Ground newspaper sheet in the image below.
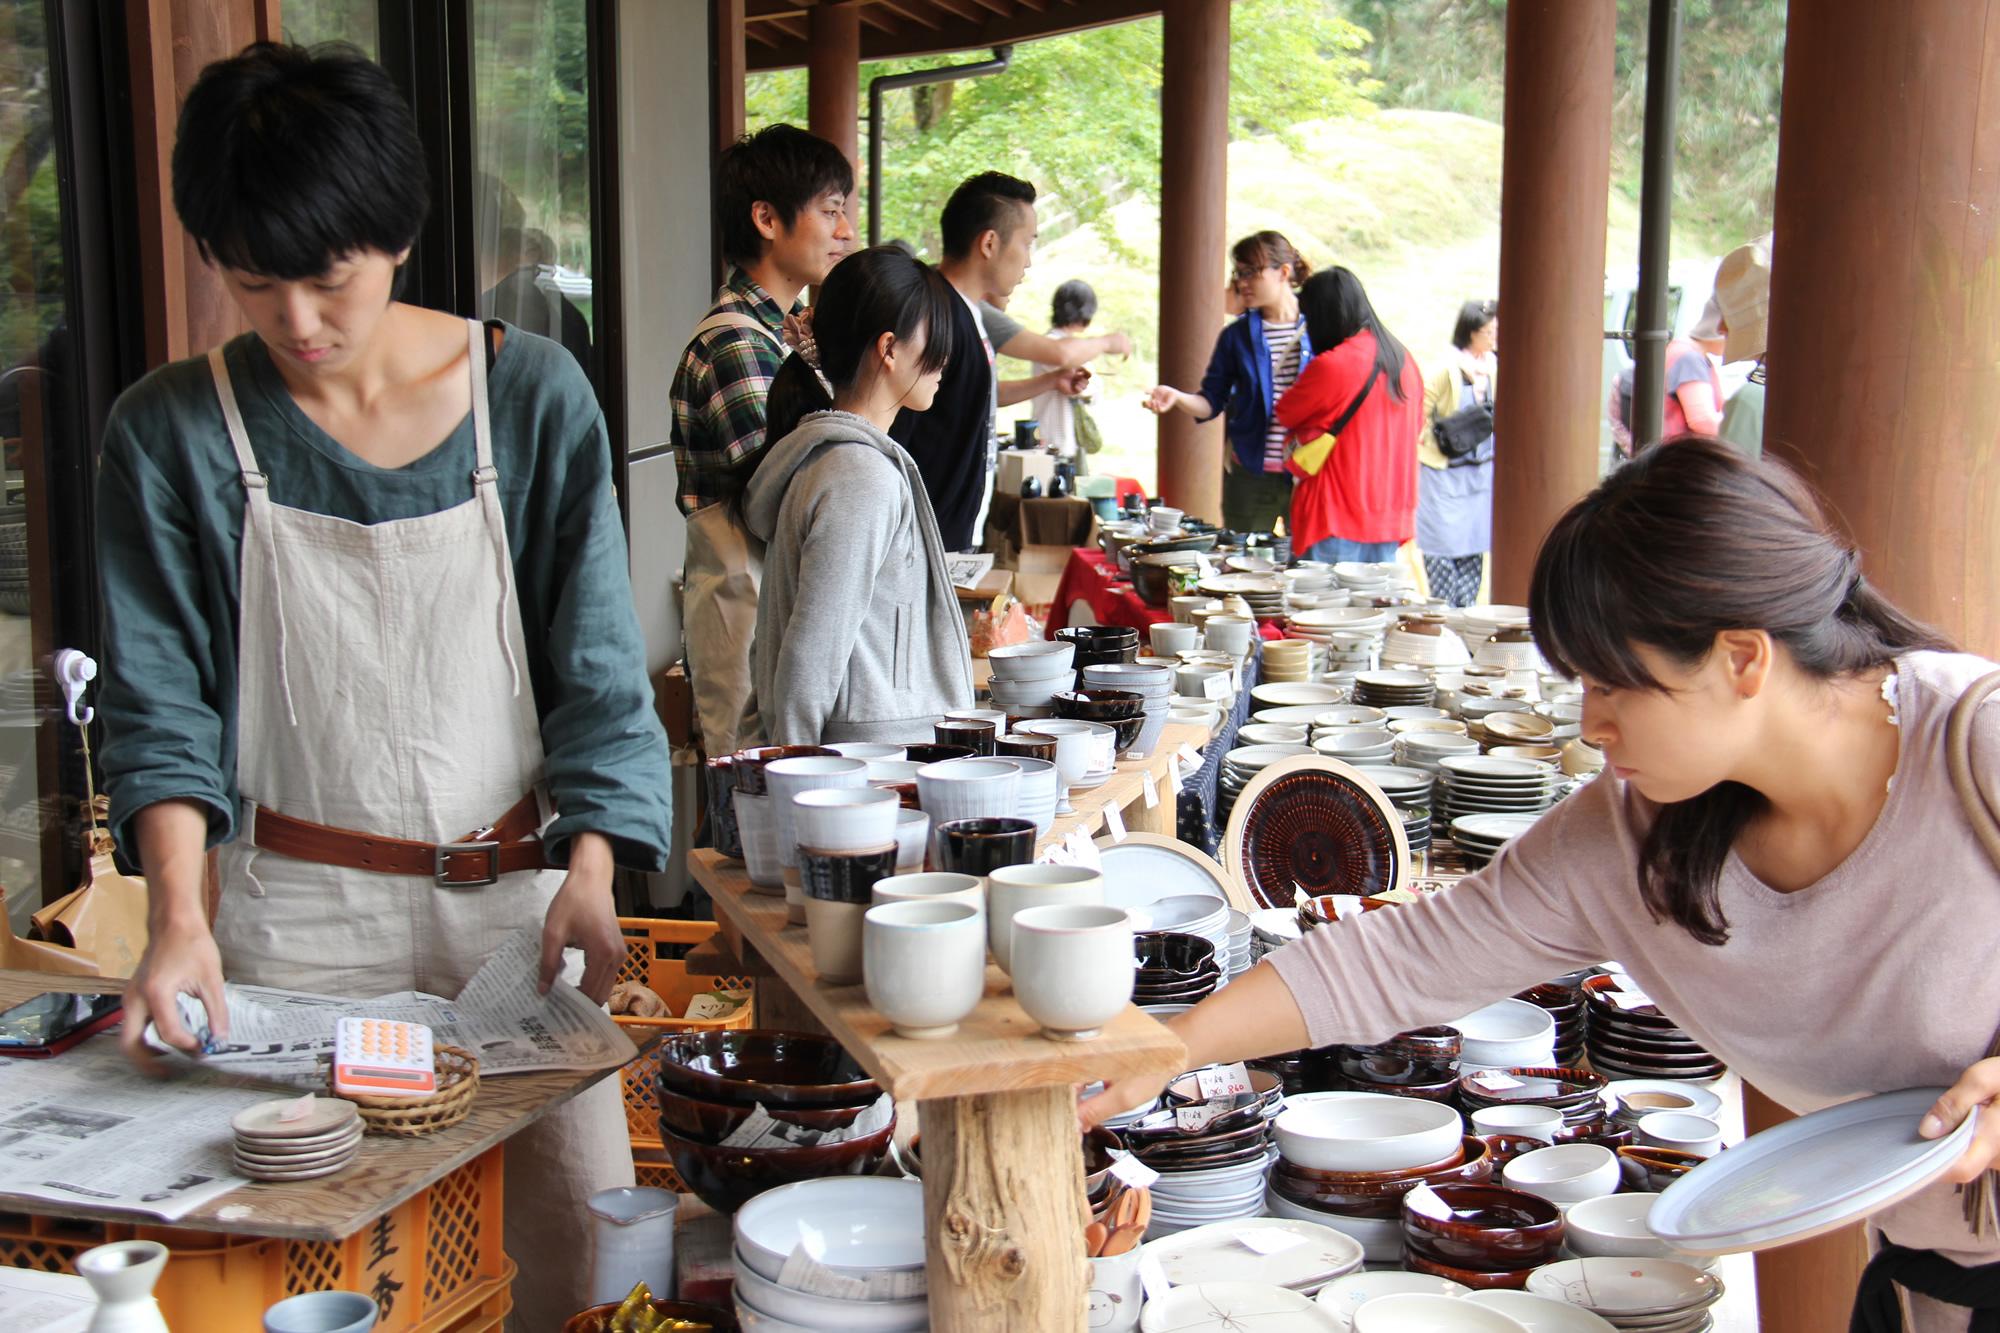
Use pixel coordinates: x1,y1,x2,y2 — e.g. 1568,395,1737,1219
150,926,638,1082
0,1268,94,1333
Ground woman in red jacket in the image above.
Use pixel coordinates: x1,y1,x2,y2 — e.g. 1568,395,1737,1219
1276,268,1424,563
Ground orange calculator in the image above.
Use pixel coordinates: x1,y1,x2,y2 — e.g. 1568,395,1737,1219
333,1017,438,1098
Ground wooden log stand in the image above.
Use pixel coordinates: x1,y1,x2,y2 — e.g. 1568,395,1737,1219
691,722,1217,1331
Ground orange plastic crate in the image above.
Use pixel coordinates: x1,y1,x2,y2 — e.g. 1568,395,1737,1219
0,1150,510,1332
614,917,755,1165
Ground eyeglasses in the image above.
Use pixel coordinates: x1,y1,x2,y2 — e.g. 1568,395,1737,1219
1231,264,1276,282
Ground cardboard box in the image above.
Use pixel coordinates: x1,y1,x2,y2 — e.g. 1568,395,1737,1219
995,449,1058,497
1013,544,1074,610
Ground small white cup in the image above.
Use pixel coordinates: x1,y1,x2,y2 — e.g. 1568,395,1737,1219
865,900,987,1039
805,897,869,985
1470,1104,1564,1143
829,742,908,761
872,871,984,913
1010,903,1135,1040
263,1291,378,1333
1204,614,1256,656
1639,1111,1725,1158
1149,622,1198,656
766,756,869,872
792,787,902,853
987,864,1105,973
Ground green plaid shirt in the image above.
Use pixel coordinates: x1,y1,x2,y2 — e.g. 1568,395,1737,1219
669,270,800,513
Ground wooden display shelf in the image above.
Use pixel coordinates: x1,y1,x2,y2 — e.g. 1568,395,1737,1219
688,719,1215,1332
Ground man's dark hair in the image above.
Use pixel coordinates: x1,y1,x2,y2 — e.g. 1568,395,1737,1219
940,172,1036,261
172,42,428,279
716,125,855,267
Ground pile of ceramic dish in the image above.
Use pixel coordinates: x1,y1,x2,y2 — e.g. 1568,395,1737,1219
1468,707,1558,750
1448,813,1540,868
1393,730,1481,774
1517,976,1590,1068
1218,742,1314,823
1251,682,1345,712
730,1176,928,1332
984,639,1076,714
655,1030,892,1213
1582,975,1725,1082
1239,722,1309,747
1260,636,1320,683
1335,1026,1462,1102
1080,662,1174,759
1288,607,1393,668
1134,931,1223,1006
1247,907,1302,967
1436,755,1562,835
1380,619,1474,671
1135,895,1232,964
1448,604,1532,656
1333,561,1408,596
1124,1069,1284,1236
1459,1067,1610,1138
1354,762,1436,857
1313,1271,1481,1328
1352,670,1437,710
231,1096,362,1182
1057,623,1140,672
1223,910,1253,979
1313,727,1395,767
1199,573,1290,619
1140,1217,1365,1304
1264,1094,1474,1262
1398,1182,1569,1291
1525,1258,1723,1330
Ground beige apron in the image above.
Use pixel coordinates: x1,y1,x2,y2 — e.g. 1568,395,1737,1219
207,323,631,1331
681,310,784,755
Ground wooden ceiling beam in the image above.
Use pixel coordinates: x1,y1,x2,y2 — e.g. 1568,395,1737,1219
748,0,1168,71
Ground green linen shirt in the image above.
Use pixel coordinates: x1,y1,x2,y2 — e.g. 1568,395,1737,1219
94,323,673,871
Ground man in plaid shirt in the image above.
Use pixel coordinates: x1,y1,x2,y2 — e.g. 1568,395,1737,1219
672,125,854,753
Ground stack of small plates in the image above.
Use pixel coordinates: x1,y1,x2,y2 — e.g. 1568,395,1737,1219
1332,561,1406,595
1248,907,1302,964
1311,729,1395,769
1238,723,1309,747
1519,973,1593,1068
1583,974,1726,1081
231,1096,363,1182
1449,603,1532,655
1256,704,1335,728
1354,764,1433,812
1284,563,1338,594
1393,732,1481,776
1224,910,1254,978
1448,812,1540,866
1287,607,1392,648
1436,754,1563,828
1351,670,1436,709
1380,621,1473,670
1470,709,1559,750
1259,638,1318,683
1311,705,1387,739
1200,574,1289,619
1526,1258,1724,1331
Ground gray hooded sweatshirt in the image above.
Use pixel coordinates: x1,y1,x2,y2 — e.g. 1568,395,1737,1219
743,411,974,744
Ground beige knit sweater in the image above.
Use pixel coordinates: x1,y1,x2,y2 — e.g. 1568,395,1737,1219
1267,650,2000,1328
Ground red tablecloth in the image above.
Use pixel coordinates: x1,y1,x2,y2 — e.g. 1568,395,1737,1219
1043,548,1287,640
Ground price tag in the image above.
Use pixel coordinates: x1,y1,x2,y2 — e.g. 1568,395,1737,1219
1177,743,1203,767
1466,1069,1525,1091
1231,663,1244,692
1194,1062,1254,1099
1104,802,1127,843
1167,761,1183,795
1061,826,1103,870
1138,1251,1173,1303
780,1245,870,1299
1142,772,1160,808
1331,894,1364,919
1236,1228,1310,1257
1203,671,1232,701
1108,1153,1160,1192
1175,1102,1227,1133
1405,1183,1452,1221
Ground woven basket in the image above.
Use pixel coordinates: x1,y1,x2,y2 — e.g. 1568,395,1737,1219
333,1044,480,1137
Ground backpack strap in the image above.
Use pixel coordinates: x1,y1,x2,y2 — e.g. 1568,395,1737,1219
690,310,787,352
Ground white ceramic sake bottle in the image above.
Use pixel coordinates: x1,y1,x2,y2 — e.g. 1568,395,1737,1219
77,1239,172,1333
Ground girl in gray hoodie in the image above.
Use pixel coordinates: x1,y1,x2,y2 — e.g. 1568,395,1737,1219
744,246,975,744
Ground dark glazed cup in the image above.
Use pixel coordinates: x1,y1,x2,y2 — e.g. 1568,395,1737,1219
932,816,1036,876
996,734,1058,763
703,756,744,858
935,718,998,756
797,844,900,904
904,743,977,766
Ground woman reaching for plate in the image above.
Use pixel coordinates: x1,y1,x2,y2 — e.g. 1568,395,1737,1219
1083,436,2000,1331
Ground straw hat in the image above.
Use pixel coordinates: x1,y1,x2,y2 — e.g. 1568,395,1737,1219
1711,234,1772,364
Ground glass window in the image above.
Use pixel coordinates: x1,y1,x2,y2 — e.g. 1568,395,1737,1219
282,0,379,55
470,1,596,382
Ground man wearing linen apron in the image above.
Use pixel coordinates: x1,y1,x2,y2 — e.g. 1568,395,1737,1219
93,45,670,1331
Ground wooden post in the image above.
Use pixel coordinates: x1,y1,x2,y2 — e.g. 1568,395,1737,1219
1488,0,1615,602
1764,0,2000,657
1156,0,1228,522
712,0,746,151
1743,1084,1872,1331
807,2,861,229
920,1087,1090,1333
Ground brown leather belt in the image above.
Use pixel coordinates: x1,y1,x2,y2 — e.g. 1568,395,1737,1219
248,791,551,887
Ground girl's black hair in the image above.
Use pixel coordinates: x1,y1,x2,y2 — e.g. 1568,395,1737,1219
764,246,957,445
1529,435,1951,944
172,42,429,279
1051,279,1097,329
1297,267,1410,402
1452,299,1497,351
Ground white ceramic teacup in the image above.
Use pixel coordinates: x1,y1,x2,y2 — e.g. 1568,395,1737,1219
1009,903,1135,1040
1204,615,1256,657
765,756,869,872
872,871,984,913
1149,622,1198,656
733,790,783,892
792,787,902,853
893,809,930,873
1470,1104,1564,1143
986,864,1104,973
997,756,1061,834
1638,1111,1725,1158
864,900,987,1039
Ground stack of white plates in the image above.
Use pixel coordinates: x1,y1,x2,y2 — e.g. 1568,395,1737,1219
1332,561,1406,594
1526,1258,1723,1331
732,1178,928,1332
1238,723,1310,747
1312,728,1394,765
1141,1219,1364,1300
231,1097,362,1182
1450,603,1532,654
1381,622,1473,670
1353,764,1433,812
1256,704,1335,728
1250,682,1344,711
1224,910,1254,977
1200,574,1290,619
1284,562,1337,592
1436,755,1562,834
1352,670,1436,709
1476,630,1548,674
1287,607,1393,645
1220,743,1314,821
1448,812,1541,866
1394,731,1482,772
1310,705,1387,738
1145,1147,1280,1237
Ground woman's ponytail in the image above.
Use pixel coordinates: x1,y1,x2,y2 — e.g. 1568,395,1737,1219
763,354,832,451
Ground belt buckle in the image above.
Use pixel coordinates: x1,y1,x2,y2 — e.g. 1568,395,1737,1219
435,840,500,887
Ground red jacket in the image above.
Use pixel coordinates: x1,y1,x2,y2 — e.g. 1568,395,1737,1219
1276,330,1423,551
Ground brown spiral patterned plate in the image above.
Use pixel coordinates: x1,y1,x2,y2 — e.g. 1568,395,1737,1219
1224,756,1410,910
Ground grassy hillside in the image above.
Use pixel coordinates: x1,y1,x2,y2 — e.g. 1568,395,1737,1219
1003,108,1657,492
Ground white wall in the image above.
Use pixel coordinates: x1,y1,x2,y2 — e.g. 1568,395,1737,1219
619,0,715,906
620,0,714,676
